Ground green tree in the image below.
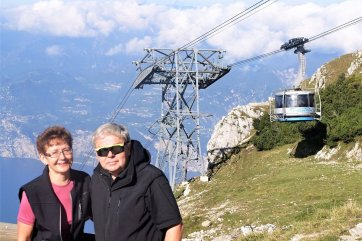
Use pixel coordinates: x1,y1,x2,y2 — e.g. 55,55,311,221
321,74,362,146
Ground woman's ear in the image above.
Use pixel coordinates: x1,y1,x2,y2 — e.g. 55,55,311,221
39,154,48,165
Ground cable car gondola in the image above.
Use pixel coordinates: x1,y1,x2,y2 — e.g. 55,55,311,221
270,88,321,122
269,37,322,122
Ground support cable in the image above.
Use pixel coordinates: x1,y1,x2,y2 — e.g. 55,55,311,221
79,0,274,170
80,7,361,170
179,0,275,50
230,16,362,67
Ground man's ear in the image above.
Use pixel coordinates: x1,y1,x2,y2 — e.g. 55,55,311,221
39,154,48,165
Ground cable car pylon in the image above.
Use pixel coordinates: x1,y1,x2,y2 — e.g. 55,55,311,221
133,48,230,189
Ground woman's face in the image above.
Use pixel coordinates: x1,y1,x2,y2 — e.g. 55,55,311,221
40,138,73,176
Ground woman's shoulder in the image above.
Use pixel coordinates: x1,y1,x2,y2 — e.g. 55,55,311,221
21,175,44,190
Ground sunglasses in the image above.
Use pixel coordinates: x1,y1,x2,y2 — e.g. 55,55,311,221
95,144,125,157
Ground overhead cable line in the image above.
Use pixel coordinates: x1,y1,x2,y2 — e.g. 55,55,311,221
104,0,275,134
308,16,362,42
179,0,276,50
108,84,135,122
79,74,139,170
139,0,277,72
79,0,276,170
110,0,275,119
230,16,362,67
229,49,284,66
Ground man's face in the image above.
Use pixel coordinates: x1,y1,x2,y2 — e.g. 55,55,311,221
94,134,128,178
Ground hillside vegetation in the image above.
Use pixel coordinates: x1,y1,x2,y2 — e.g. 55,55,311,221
251,73,362,152
177,52,362,240
177,140,362,241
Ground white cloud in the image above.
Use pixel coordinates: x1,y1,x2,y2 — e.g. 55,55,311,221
7,0,95,37
2,0,362,56
125,36,152,53
2,0,163,37
46,45,62,56
105,43,123,56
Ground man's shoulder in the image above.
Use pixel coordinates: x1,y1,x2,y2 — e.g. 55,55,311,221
137,164,169,186
140,163,164,177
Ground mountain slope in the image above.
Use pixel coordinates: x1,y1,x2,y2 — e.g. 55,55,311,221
177,140,362,241
177,51,362,240
308,50,362,89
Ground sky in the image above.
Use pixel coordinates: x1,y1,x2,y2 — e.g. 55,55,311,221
1,0,361,64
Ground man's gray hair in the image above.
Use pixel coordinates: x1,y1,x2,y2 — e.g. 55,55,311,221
92,123,130,147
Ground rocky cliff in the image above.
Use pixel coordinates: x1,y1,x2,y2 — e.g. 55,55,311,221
206,102,267,167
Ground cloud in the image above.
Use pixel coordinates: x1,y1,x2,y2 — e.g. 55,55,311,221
2,0,362,57
125,36,152,53
4,0,95,37
45,45,63,56
2,0,155,37
105,43,123,56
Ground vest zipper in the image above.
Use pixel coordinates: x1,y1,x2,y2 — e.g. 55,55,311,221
116,199,121,214
78,201,82,221
59,206,64,241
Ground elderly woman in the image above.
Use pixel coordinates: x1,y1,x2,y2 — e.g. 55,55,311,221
17,126,93,241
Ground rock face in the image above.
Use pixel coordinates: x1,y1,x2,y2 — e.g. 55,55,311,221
347,50,362,76
315,142,362,163
308,65,328,90
206,102,267,168
309,50,362,90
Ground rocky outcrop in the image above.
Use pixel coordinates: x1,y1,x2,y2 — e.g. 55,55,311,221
309,65,328,90
347,50,362,76
309,50,362,90
206,102,267,168
315,141,362,163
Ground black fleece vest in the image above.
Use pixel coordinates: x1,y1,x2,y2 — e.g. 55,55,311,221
19,166,92,241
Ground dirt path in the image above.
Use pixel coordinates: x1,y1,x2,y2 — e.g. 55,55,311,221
0,222,16,241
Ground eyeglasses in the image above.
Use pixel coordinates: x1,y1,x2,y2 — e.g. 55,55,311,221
45,148,73,159
95,144,125,157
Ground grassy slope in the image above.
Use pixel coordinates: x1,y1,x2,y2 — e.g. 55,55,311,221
304,52,361,89
178,138,362,240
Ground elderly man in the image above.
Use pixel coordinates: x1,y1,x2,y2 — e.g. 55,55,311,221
90,122,183,241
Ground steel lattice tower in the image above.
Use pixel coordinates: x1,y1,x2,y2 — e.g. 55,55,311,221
133,48,230,189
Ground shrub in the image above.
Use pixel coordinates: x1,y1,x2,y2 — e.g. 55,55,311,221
251,73,361,150
321,74,362,146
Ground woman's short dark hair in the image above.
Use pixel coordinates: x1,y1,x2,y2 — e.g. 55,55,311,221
36,126,73,155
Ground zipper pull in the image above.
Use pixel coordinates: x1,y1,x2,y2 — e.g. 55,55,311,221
78,202,82,220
